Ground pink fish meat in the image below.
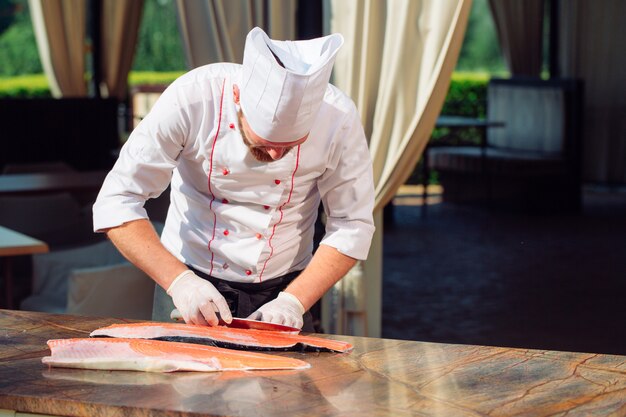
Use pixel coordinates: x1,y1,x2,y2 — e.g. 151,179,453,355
90,322,353,353
42,338,310,372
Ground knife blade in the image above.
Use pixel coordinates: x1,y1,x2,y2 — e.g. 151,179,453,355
169,308,300,333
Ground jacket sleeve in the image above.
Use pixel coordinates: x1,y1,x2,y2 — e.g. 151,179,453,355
92,83,193,232
317,107,376,260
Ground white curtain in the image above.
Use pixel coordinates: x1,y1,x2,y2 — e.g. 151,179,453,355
29,0,143,99
559,0,626,183
175,0,296,68
100,0,144,100
488,0,544,77
29,0,87,97
325,0,472,337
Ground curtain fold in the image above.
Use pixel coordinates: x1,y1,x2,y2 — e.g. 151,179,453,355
327,0,471,336
175,0,296,68
559,0,626,183
100,0,144,100
29,0,142,99
332,0,471,211
488,0,544,77
29,0,87,97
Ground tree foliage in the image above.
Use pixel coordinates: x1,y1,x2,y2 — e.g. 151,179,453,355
132,0,186,71
0,0,42,76
456,0,506,72
0,0,187,76
0,0,17,36
0,73,50,97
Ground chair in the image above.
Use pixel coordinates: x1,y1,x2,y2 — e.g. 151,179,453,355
19,222,164,320
428,77,583,212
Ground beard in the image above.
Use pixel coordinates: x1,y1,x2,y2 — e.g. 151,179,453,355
238,110,292,162
248,146,278,162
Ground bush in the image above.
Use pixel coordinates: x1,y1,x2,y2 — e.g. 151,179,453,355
0,71,187,98
1,70,489,100
129,71,185,86
442,72,490,117
0,74,50,97
430,72,490,144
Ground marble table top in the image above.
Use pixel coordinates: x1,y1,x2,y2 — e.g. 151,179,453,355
0,309,624,416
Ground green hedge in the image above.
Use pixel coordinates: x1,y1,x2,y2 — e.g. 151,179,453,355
443,71,490,117
128,71,185,86
430,71,490,145
0,74,51,98
0,71,186,98
0,70,489,103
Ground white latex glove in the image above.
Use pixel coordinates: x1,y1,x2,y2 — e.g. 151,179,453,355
166,270,232,326
247,292,305,329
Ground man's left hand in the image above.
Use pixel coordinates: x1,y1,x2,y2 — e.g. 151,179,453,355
248,292,305,329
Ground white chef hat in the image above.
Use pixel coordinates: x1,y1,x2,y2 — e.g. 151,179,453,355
240,27,344,143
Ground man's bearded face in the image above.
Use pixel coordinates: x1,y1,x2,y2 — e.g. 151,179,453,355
237,110,303,162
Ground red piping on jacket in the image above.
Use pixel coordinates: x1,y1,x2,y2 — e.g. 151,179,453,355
258,144,301,282
206,79,226,276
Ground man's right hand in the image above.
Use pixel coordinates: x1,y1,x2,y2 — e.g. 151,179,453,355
166,270,232,326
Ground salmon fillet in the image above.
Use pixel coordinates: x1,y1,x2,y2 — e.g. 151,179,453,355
90,322,353,353
42,338,310,372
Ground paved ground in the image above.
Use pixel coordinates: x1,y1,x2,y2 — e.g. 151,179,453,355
382,187,626,355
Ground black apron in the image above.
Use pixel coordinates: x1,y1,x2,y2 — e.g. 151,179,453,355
152,268,314,332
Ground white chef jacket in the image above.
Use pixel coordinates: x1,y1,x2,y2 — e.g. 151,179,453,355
93,63,375,283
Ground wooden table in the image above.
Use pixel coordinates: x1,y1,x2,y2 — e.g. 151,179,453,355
0,226,48,309
0,171,108,196
1,310,624,416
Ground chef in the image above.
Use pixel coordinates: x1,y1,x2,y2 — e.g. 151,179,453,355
93,27,375,332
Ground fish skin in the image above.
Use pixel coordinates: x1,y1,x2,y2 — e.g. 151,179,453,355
42,338,310,373
90,322,353,353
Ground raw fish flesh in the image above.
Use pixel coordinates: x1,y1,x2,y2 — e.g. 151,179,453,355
42,338,310,372
90,322,353,353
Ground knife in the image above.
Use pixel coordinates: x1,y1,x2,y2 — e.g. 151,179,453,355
169,308,300,333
